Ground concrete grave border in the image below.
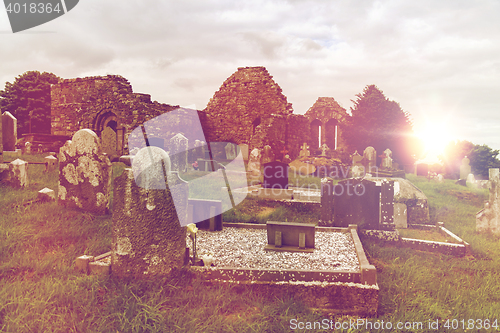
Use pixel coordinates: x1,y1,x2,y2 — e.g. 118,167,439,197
191,223,378,316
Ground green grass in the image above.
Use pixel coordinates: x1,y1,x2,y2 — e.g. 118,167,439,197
1,156,500,332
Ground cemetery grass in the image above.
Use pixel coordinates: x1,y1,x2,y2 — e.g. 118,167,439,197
1,157,500,332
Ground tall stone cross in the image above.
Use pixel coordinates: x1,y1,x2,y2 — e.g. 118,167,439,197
299,143,310,157
320,143,329,156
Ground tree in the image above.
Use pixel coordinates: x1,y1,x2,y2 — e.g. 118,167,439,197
468,144,500,178
344,85,419,166
0,71,60,137
440,140,500,179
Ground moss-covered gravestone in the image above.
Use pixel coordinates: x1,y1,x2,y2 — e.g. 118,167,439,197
58,129,112,214
112,146,187,277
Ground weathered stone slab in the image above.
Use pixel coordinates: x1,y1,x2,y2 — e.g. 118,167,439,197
476,168,500,235
9,158,28,188
112,165,187,277
45,155,57,172
169,133,188,172
394,203,407,229
38,187,56,201
2,111,17,151
58,129,112,215
460,156,471,180
187,199,222,231
265,221,315,251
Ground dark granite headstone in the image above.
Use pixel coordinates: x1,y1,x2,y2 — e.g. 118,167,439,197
333,178,380,229
148,137,165,150
320,178,334,226
262,161,289,189
380,180,394,227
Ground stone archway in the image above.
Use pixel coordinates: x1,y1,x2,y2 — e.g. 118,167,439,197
310,119,322,150
325,119,338,150
93,111,124,157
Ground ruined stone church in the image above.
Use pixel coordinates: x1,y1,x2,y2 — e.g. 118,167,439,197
49,66,349,159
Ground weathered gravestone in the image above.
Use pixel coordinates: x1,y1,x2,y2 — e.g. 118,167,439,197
112,146,188,276
380,180,394,227
169,133,188,172
381,149,393,169
351,151,365,178
225,142,238,160
38,187,56,201
187,199,223,231
262,145,275,164
239,143,249,161
460,156,471,180
319,178,334,226
2,111,17,151
363,146,376,174
476,168,500,235
45,155,57,172
247,148,261,179
9,158,28,188
58,129,112,215
263,161,289,189
101,127,118,160
299,143,310,158
333,179,380,229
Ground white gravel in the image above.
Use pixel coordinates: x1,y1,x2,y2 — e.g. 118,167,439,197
187,227,360,272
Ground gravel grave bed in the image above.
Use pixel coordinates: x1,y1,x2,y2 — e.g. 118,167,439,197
187,227,360,272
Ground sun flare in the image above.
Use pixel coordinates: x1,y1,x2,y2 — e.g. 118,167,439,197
416,121,453,163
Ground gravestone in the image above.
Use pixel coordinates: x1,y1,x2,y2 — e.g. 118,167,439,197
38,187,55,201
58,129,112,215
247,148,261,179
351,151,365,178
101,127,118,159
45,155,57,172
239,143,249,161
333,178,380,229
169,133,188,173
187,199,223,231
265,221,315,252
2,111,17,151
319,143,329,157
24,142,32,154
380,180,394,227
225,142,238,160
476,168,500,235
148,137,165,150
394,203,407,228
320,178,334,226
460,157,471,180
262,161,289,189
9,158,28,188
299,143,310,157
381,149,393,169
112,146,187,276
466,173,476,186
262,145,275,164
363,146,376,173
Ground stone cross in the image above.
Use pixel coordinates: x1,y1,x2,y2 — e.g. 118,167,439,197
320,143,329,157
58,129,112,215
299,143,310,158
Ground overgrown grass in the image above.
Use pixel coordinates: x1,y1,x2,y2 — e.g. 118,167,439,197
1,156,500,332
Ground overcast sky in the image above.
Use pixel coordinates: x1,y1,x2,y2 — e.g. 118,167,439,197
1,0,499,156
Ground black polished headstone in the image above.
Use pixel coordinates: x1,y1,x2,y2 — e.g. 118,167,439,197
333,179,380,229
263,161,289,189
